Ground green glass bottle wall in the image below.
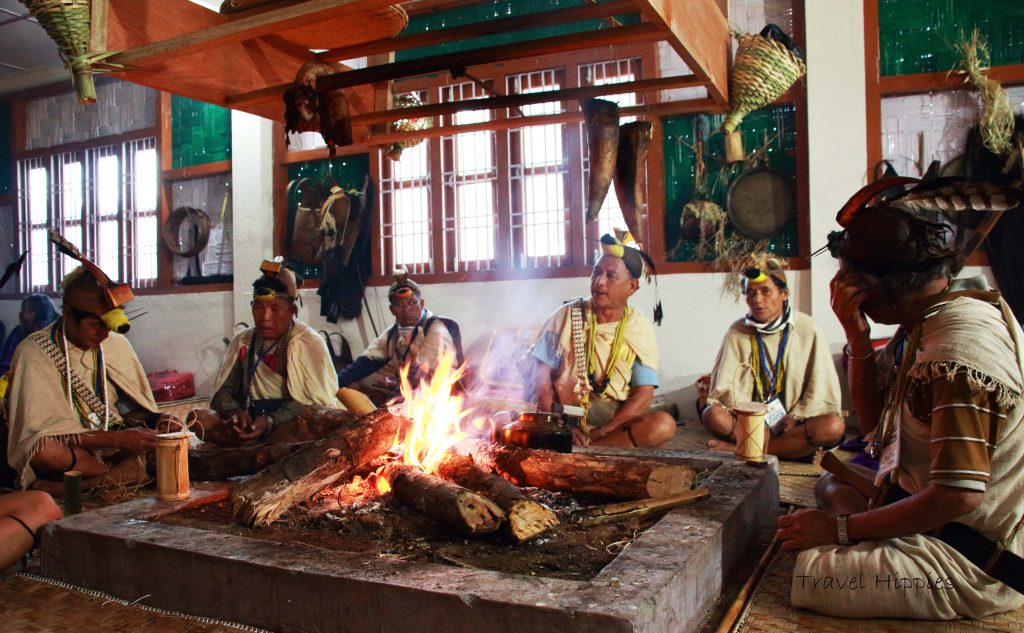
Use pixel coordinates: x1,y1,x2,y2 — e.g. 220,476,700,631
879,0,1024,76
171,95,232,169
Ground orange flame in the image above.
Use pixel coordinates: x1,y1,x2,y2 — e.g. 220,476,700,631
396,350,473,474
374,474,392,495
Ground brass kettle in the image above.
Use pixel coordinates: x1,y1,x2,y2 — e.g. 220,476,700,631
496,411,573,453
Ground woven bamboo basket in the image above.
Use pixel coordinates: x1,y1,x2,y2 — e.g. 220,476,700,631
376,93,434,161
721,32,806,134
21,0,101,104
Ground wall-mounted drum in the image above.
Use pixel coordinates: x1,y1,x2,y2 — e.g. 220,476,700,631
726,167,796,239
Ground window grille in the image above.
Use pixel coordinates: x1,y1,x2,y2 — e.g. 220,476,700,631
441,81,498,273
379,92,433,276
507,68,570,270
15,137,158,292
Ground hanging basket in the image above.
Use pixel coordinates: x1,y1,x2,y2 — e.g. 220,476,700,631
721,31,806,134
21,0,118,104
375,93,434,161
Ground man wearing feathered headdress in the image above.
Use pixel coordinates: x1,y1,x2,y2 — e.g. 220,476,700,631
701,254,845,459
777,178,1024,619
5,232,172,491
336,269,458,404
522,233,675,448
190,260,341,445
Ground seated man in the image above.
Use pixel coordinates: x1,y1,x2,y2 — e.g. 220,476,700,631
194,261,341,446
6,256,171,492
778,178,1024,619
702,257,845,459
337,271,457,403
0,490,63,569
522,234,675,448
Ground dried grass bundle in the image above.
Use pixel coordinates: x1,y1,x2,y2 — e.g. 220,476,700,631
955,29,1014,157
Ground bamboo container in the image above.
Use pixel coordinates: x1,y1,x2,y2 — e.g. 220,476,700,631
733,401,767,462
155,431,193,501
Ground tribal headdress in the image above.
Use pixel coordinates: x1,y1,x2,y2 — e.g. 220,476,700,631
823,177,1020,273
740,252,788,291
388,268,421,302
599,232,662,325
51,229,135,334
254,259,302,304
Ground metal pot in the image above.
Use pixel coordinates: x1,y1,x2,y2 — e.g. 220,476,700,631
497,411,573,453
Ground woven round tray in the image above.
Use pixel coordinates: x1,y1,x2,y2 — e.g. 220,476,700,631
726,167,796,239
162,207,211,257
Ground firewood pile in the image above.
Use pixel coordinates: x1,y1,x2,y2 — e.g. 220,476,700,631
187,404,706,544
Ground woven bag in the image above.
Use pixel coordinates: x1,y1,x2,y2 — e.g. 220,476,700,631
722,31,806,134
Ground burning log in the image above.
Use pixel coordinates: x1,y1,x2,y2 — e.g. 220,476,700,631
382,462,505,536
232,406,406,527
146,442,313,482
436,452,558,543
457,440,696,500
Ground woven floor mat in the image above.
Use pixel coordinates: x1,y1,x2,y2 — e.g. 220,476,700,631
735,552,1024,633
0,574,267,633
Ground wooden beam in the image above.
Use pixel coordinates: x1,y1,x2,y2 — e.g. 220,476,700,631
879,63,1024,96
633,0,730,108
108,0,396,67
317,23,663,92
318,0,636,62
361,97,719,146
350,74,703,126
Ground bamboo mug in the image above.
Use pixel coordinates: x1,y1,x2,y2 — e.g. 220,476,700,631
156,431,194,501
733,401,767,462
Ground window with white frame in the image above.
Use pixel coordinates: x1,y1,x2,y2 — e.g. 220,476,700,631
441,81,498,273
16,137,158,292
579,58,645,248
508,68,570,269
379,94,433,276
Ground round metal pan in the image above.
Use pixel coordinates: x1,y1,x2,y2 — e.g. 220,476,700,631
726,167,797,239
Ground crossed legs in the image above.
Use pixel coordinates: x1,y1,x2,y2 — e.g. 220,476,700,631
0,490,63,568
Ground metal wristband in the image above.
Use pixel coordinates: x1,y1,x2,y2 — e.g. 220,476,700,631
844,343,874,361
835,513,854,546
263,415,275,435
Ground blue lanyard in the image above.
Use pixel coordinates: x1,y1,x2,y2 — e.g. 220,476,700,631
755,325,789,398
249,338,279,382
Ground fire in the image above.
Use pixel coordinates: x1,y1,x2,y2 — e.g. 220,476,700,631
396,350,474,474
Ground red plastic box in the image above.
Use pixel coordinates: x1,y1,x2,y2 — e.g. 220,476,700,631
147,371,196,403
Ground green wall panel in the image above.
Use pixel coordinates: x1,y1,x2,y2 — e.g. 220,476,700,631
662,105,799,262
879,0,1024,76
285,154,371,279
0,102,11,195
397,0,639,62
171,95,232,169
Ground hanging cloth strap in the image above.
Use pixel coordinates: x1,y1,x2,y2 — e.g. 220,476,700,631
749,325,790,402
31,324,122,430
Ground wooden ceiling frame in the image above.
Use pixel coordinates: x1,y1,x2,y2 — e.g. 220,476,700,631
100,0,730,140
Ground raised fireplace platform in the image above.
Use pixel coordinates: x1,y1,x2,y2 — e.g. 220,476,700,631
39,447,778,633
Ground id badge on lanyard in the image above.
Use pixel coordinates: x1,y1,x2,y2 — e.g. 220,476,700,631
764,396,788,435
875,408,901,486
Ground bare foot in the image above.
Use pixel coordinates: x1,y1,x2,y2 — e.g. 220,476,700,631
706,438,737,453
